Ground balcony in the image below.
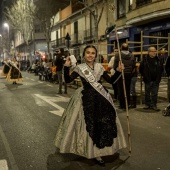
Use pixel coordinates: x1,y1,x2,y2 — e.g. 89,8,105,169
126,1,170,25
58,37,66,47
51,37,67,49
70,32,84,46
84,28,95,43
51,40,57,48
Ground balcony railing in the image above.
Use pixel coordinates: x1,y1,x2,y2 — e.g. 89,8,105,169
51,37,66,48
70,32,83,45
51,28,97,48
51,40,56,48
84,28,95,42
58,37,66,46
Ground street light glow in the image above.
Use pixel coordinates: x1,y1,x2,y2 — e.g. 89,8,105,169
4,23,9,28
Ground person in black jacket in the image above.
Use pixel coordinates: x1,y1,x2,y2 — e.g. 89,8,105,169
165,56,170,102
55,48,67,94
139,46,163,111
114,43,135,109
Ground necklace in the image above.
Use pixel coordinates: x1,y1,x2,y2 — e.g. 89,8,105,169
86,63,94,70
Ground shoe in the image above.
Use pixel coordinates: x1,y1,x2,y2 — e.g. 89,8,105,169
143,105,150,109
113,99,117,102
118,106,126,110
151,106,160,111
94,158,105,167
57,92,62,94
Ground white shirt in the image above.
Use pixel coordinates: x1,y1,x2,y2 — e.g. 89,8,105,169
69,55,77,69
108,56,115,75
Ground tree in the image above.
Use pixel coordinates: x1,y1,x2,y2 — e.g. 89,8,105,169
5,0,36,62
33,0,70,57
78,0,106,45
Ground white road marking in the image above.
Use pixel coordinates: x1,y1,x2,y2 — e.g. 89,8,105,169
49,110,64,117
34,94,69,116
0,126,19,170
47,84,53,87
0,160,8,170
31,79,35,81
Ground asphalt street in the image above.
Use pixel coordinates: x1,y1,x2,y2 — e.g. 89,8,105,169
0,67,170,170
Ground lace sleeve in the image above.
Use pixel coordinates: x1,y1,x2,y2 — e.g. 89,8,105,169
64,66,79,83
102,71,121,84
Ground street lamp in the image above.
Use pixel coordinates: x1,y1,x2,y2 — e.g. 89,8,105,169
3,23,10,52
0,34,2,61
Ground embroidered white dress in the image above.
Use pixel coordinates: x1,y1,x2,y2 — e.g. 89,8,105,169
54,63,126,159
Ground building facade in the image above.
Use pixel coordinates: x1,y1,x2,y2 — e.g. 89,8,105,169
109,0,170,57
51,0,170,62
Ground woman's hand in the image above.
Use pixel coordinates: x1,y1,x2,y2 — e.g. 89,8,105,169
64,57,71,67
116,61,124,72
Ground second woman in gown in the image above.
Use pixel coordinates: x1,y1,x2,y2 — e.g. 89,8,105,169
1,59,11,77
54,45,127,166
6,57,23,84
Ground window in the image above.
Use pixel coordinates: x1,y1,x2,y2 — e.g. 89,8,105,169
117,0,126,19
34,25,43,33
56,31,59,46
136,0,152,7
129,0,133,11
74,21,78,43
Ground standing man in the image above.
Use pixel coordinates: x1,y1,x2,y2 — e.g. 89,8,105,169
55,48,67,94
165,55,170,102
114,43,135,109
108,48,119,102
139,46,163,111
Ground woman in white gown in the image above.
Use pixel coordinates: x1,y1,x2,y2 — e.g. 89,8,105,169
54,45,127,166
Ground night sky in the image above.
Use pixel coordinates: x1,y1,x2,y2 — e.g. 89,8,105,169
0,0,13,32
0,1,2,32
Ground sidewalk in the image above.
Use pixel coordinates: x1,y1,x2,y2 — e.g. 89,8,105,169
104,77,168,102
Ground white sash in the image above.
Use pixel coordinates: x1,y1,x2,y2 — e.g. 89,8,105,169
10,62,21,72
4,61,10,67
78,64,114,107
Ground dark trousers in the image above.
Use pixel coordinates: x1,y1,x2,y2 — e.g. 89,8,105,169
168,78,170,103
144,81,159,107
117,73,132,108
57,71,67,93
112,82,118,100
130,77,137,96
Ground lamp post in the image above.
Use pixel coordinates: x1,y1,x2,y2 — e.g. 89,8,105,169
3,23,10,53
0,34,2,61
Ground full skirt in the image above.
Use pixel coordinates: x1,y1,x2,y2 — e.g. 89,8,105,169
54,87,127,159
6,66,23,82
